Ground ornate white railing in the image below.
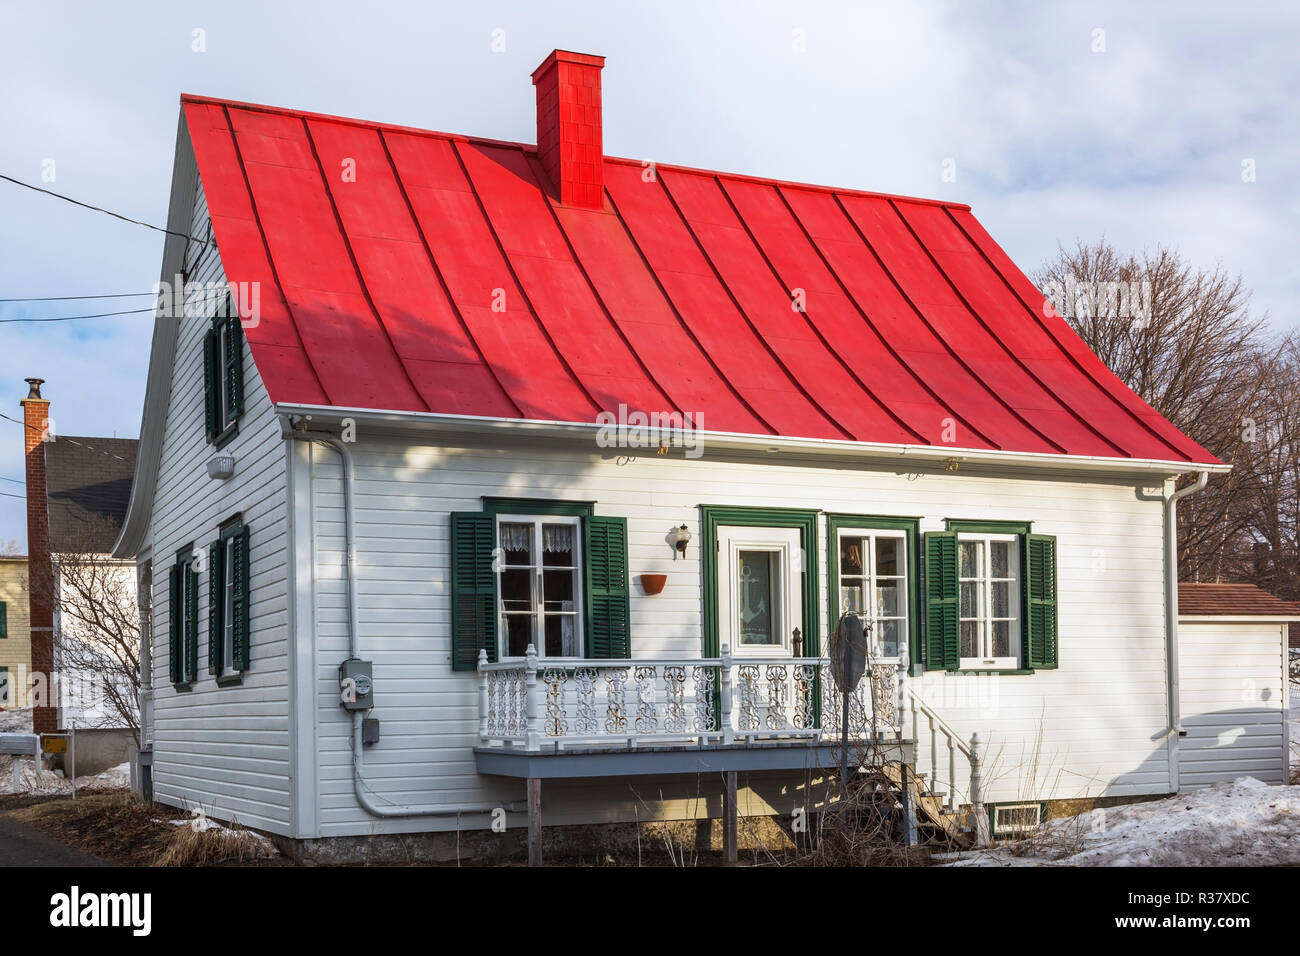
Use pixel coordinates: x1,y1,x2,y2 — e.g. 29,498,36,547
477,642,908,752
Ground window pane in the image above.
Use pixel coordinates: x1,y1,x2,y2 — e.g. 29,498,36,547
992,621,1011,658
875,537,901,577
960,620,979,658
542,569,575,611
960,581,980,616
877,618,899,657
737,550,778,645
840,538,864,576
505,615,533,657
500,523,533,565
541,523,575,567
839,583,863,617
959,541,979,578
991,540,1010,578
544,614,580,657
992,580,1011,618
500,568,532,612
875,579,901,618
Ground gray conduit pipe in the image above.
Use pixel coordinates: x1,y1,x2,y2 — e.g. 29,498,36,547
293,428,522,818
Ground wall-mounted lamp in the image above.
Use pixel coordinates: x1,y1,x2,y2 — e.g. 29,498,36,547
673,524,691,559
207,456,235,480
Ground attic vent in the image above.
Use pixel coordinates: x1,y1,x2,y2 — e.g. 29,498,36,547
991,802,1044,836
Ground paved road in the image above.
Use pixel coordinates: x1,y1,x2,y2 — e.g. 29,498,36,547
0,817,106,866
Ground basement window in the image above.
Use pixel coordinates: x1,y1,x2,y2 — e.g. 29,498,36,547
497,514,584,660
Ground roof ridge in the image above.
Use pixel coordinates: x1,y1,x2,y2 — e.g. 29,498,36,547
179,93,972,212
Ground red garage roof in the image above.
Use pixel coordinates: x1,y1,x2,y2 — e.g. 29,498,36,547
180,52,1220,465
1179,583,1300,618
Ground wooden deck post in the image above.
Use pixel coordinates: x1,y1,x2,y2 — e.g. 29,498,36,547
723,770,738,864
527,777,542,867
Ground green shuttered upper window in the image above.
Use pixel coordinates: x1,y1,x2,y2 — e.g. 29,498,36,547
203,299,244,448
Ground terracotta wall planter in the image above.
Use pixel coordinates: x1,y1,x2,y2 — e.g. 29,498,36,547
639,573,668,595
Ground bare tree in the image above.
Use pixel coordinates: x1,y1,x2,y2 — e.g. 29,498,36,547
28,516,140,742
1033,239,1282,583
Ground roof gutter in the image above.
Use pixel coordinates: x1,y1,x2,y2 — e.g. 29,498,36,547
274,404,1229,478
1162,470,1210,793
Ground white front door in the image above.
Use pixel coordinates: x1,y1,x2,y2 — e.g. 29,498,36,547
717,526,803,657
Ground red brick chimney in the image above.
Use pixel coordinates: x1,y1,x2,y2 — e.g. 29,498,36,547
21,377,57,734
531,50,605,209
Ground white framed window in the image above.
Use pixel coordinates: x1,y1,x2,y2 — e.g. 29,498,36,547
497,514,584,659
222,535,236,677
837,529,908,658
958,533,1020,669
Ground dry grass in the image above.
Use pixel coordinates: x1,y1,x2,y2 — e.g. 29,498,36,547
155,820,275,866
6,792,283,866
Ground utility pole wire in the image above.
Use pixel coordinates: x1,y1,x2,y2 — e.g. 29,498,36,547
0,173,208,246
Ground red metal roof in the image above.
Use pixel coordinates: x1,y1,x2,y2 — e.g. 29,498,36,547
1178,583,1300,618
182,94,1220,464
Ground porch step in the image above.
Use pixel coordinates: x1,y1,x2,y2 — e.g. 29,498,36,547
880,762,971,848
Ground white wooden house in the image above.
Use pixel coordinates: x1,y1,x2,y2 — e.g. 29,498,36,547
114,50,1284,859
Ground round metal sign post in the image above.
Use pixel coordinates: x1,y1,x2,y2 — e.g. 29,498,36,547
828,613,869,811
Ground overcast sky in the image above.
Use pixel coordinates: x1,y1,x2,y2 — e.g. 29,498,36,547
0,0,1296,550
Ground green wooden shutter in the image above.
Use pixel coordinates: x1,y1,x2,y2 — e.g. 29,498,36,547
169,564,181,685
924,531,960,671
1025,533,1059,669
450,512,496,671
207,540,223,675
224,315,244,421
0,601,7,639
184,562,199,684
203,328,217,442
585,515,630,659
232,524,250,671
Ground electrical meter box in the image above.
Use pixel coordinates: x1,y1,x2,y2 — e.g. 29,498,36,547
339,658,373,711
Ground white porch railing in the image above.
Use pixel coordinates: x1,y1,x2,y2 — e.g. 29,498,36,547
477,642,908,752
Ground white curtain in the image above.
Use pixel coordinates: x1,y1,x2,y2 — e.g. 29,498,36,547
542,523,575,555
499,523,531,553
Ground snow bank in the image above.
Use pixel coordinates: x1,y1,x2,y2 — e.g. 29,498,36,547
944,777,1300,866
0,757,130,795
0,707,33,734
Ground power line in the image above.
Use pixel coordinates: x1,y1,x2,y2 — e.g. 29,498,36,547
0,307,156,324
0,288,234,324
0,292,157,303
0,491,25,500
0,476,23,484
0,173,208,247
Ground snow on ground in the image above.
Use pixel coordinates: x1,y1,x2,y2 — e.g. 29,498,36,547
0,757,130,795
0,707,33,733
943,777,1300,866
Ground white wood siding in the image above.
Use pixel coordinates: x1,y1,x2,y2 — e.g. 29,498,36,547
1177,620,1289,788
148,180,293,835
303,434,1175,836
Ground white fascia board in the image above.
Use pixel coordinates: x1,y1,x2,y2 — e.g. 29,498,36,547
273,403,1231,479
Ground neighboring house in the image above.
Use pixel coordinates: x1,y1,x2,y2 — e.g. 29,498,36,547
0,556,30,709
20,380,139,731
1177,583,1298,788
116,49,1270,858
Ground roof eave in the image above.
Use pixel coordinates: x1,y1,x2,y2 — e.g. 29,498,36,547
273,403,1229,478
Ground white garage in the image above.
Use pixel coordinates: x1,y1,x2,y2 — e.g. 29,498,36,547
1177,583,1298,789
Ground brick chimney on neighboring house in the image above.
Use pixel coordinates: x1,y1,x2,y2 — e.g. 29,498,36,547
531,50,605,209
21,377,57,734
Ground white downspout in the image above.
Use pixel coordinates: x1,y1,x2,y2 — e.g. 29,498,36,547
292,427,521,818
1164,470,1209,794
